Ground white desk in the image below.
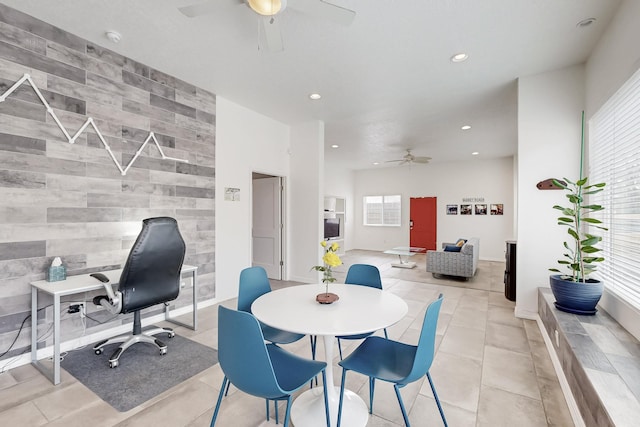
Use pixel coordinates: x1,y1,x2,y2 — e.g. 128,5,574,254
30,264,198,385
251,284,408,427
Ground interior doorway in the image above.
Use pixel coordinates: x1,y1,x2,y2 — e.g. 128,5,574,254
410,197,437,250
252,173,284,280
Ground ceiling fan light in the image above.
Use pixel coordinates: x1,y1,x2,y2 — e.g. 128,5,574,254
249,0,286,16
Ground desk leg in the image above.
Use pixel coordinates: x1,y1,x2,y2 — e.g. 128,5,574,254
30,287,38,367
53,294,61,385
31,289,61,385
290,335,368,427
164,270,198,331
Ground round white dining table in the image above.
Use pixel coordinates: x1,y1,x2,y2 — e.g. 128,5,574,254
251,284,408,427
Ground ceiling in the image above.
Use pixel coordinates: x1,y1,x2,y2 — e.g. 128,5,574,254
2,0,621,171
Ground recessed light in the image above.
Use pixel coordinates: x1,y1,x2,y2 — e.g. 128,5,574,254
450,53,468,63
472,151,479,156
309,93,322,100
577,18,596,28
373,162,380,165
331,144,339,148
461,125,471,130
105,30,121,43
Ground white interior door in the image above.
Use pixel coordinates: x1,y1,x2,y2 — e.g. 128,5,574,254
252,176,283,279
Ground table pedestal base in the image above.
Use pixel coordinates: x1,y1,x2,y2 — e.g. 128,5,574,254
391,260,416,269
291,386,368,427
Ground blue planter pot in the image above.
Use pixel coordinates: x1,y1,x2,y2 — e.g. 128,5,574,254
549,274,603,315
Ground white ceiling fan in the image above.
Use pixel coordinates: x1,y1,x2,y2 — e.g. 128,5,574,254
385,149,432,166
178,0,356,52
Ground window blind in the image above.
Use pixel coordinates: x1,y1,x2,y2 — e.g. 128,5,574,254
589,66,640,310
363,195,401,226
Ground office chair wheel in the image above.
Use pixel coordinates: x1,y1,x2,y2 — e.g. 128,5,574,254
160,348,167,355
94,349,103,355
168,331,175,338
109,360,118,368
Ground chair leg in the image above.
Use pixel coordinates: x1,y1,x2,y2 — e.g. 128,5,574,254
275,399,279,424
337,369,348,427
310,335,318,387
369,377,375,414
283,395,292,427
383,327,389,339
321,370,330,427
224,381,230,396
265,399,270,422
210,377,228,427
337,338,343,360
427,372,448,427
394,384,411,427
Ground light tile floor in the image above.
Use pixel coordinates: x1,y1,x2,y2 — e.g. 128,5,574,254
0,250,573,426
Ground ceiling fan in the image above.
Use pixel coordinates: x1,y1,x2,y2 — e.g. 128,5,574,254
385,149,432,166
178,0,356,52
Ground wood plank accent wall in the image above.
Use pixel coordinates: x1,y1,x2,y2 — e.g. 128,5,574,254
0,4,216,358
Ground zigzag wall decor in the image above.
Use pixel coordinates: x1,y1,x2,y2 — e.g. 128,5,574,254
0,73,189,175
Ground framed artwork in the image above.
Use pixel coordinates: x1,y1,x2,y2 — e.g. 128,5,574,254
446,204,458,215
491,204,504,215
475,204,487,215
460,204,472,215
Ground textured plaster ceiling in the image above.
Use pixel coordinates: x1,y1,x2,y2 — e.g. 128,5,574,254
1,0,622,170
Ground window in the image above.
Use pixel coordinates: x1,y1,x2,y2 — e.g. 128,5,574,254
363,195,401,226
589,66,640,310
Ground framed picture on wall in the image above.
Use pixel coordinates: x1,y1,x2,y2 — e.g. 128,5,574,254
491,204,504,215
460,204,472,215
475,204,487,215
446,204,458,215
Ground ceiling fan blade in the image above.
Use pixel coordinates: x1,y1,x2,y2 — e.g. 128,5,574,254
178,1,218,17
385,159,404,163
289,0,356,25
413,157,432,164
258,16,284,52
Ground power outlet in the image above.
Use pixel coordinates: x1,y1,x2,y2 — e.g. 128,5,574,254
69,302,85,318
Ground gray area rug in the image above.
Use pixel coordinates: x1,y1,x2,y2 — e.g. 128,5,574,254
61,329,218,412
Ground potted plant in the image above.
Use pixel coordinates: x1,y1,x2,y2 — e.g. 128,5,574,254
549,176,607,314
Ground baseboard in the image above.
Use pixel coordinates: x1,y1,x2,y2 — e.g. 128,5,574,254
3,297,222,373
514,306,538,320
535,315,585,427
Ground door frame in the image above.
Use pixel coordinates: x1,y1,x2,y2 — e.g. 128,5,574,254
251,172,286,280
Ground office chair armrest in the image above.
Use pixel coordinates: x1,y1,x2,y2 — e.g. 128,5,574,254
92,284,122,315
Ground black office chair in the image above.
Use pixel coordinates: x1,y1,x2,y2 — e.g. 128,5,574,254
92,217,186,368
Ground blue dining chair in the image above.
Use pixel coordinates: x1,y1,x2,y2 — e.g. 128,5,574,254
211,306,330,427
238,266,314,349
336,294,447,427
336,264,389,359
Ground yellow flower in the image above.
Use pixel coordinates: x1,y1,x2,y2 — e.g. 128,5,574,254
320,240,327,248
323,251,342,268
331,242,340,252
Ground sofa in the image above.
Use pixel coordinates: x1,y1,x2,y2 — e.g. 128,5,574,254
426,237,479,279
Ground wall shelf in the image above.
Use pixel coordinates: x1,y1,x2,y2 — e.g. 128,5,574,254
324,196,346,254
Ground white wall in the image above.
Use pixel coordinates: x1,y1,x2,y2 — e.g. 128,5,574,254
585,0,640,119
353,157,514,261
584,0,640,339
516,65,584,319
288,121,326,283
324,166,355,251
215,97,290,301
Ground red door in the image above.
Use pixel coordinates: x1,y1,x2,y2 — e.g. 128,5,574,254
410,197,437,250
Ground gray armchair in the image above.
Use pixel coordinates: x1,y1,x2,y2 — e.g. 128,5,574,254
92,217,186,368
426,237,479,279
